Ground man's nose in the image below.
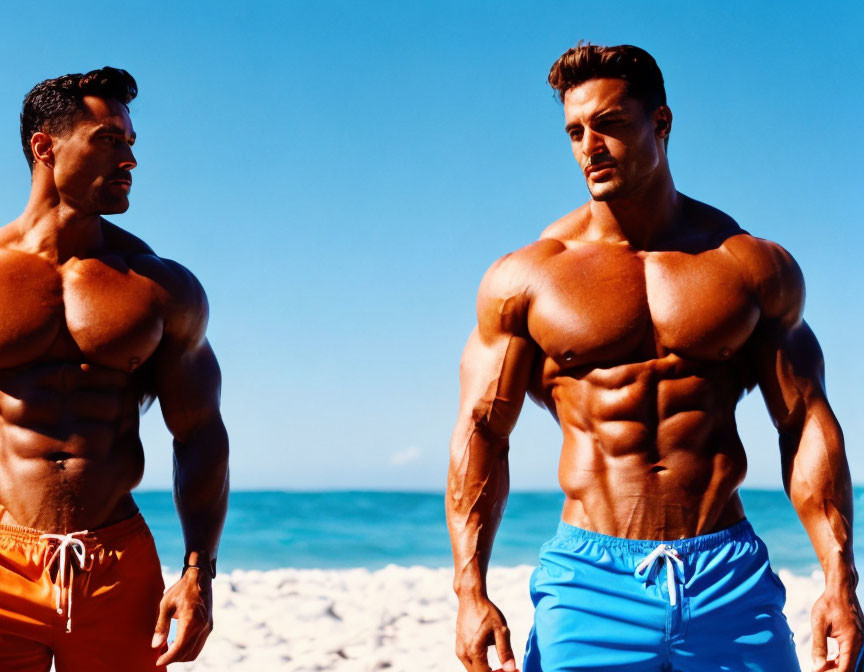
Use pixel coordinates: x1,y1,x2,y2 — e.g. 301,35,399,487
119,145,137,171
582,128,606,160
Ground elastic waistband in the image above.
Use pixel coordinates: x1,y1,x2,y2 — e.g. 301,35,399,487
0,512,148,548
553,518,756,554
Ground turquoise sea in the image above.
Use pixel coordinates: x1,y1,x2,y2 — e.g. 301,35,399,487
136,488,864,574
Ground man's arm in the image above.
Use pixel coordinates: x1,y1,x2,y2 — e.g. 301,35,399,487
446,253,537,672
150,263,229,666
751,245,863,671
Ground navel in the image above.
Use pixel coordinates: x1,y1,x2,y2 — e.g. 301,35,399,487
46,451,73,469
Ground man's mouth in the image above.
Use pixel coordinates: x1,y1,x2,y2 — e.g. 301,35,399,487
584,156,616,177
585,162,615,178
109,177,132,190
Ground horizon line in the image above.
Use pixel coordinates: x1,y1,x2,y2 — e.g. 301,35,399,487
130,486,864,494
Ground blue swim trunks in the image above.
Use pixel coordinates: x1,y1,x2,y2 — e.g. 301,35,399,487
523,519,800,671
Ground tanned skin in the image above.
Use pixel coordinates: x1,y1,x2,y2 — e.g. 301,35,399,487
0,96,229,666
446,77,863,672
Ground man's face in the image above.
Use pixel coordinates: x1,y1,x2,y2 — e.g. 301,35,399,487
49,96,137,215
563,78,667,202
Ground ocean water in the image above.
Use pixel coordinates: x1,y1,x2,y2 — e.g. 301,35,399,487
136,488,864,574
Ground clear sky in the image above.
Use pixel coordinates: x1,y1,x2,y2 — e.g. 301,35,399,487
0,1,861,490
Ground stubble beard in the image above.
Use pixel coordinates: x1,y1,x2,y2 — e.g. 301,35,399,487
587,178,626,202
93,186,131,215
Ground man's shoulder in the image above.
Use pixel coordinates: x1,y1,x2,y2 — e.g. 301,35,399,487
474,233,568,340
681,197,798,269
720,230,798,272
709,222,803,325
103,220,203,295
481,237,564,298
480,206,595,306
102,220,208,330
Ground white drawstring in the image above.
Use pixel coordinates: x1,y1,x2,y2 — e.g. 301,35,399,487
39,531,89,633
635,543,685,606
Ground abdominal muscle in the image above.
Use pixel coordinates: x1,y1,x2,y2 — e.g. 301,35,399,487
550,359,749,540
0,362,145,533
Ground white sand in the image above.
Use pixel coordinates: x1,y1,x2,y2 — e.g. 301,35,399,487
170,566,827,671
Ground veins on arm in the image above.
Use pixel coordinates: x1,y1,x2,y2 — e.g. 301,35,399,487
446,252,538,595
738,234,856,586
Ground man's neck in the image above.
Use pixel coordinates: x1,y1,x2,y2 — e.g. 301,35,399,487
12,180,104,264
588,172,683,250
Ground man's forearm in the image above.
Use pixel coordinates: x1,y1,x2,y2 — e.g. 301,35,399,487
783,405,857,587
173,419,230,567
446,421,510,598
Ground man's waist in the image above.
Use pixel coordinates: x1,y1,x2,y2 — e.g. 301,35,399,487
0,485,141,534
560,490,746,542
0,508,147,547
551,516,754,554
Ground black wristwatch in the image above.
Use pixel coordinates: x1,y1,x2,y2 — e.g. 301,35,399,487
182,553,217,579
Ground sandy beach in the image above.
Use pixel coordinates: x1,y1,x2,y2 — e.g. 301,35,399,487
171,565,827,671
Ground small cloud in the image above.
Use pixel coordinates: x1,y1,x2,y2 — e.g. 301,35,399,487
389,445,422,466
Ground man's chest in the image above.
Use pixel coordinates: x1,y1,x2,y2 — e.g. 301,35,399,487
526,244,761,366
0,251,167,371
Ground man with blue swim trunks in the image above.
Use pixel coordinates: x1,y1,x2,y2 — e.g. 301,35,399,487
446,43,863,672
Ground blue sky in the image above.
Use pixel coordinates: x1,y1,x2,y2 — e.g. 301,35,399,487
0,1,861,490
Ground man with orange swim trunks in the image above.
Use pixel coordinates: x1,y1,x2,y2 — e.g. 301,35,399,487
0,67,229,670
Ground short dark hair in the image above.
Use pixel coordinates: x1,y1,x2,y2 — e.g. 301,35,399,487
548,43,666,113
20,66,137,168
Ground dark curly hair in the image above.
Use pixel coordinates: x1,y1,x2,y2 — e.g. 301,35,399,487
548,43,666,113
20,66,137,168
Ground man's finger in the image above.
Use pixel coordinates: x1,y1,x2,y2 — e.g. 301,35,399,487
156,615,196,666
812,610,829,670
493,625,517,672
186,623,212,661
151,600,173,649
836,635,862,672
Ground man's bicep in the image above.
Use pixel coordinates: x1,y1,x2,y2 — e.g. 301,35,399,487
755,320,827,435
455,252,538,439
456,325,536,439
154,337,223,442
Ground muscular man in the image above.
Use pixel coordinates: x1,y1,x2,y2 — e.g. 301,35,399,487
446,44,862,672
0,68,228,670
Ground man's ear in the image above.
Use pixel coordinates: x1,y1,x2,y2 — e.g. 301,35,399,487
654,106,673,140
31,132,55,168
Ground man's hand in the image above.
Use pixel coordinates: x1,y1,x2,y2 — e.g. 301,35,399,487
810,585,864,671
152,568,214,666
455,595,518,672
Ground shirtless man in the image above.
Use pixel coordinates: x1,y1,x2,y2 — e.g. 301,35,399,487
446,44,862,672
0,67,228,670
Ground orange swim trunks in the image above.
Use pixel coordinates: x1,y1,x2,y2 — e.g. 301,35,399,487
0,513,166,671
